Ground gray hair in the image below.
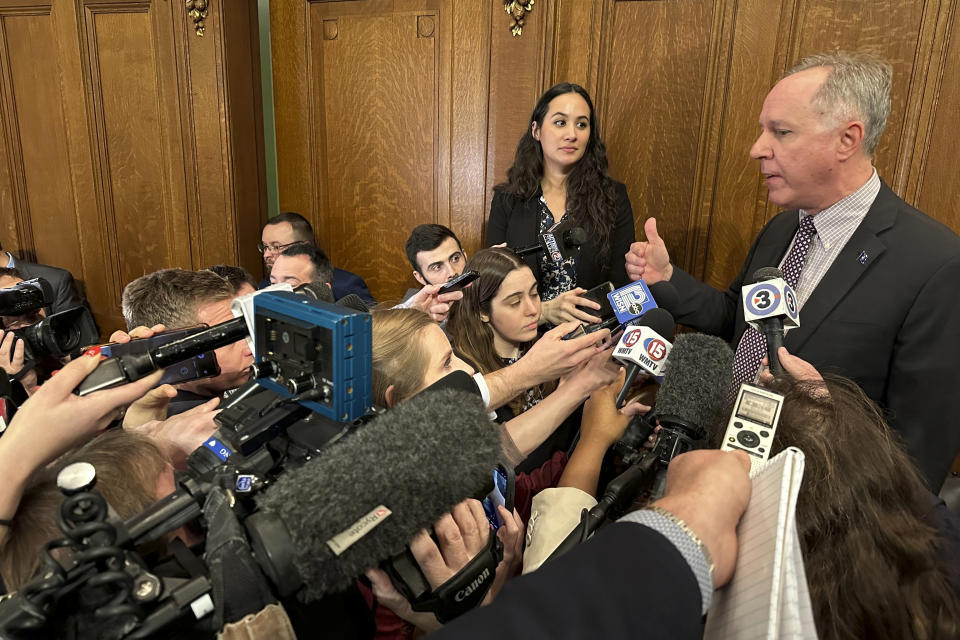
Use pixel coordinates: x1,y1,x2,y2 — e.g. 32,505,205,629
786,51,892,156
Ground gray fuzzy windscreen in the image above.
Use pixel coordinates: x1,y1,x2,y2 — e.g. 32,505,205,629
255,388,499,600
655,332,734,438
752,266,783,282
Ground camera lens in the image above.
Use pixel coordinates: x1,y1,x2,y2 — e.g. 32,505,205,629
737,430,761,448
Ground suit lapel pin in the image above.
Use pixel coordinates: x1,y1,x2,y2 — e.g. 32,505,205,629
857,251,868,265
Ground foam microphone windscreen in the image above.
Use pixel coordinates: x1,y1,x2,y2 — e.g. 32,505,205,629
335,293,371,313
294,281,335,304
751,266,783,283
563,226,588,248
648,281,680,314
655,333,734,440
255,387,500,600
632,306,675,337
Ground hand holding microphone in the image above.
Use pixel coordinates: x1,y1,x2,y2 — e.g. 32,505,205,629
540,287,603,325
612,308,675,409
741,267,800,376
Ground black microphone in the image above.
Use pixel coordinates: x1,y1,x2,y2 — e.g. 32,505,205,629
512,226,587,263
76,317,249,396
294,280,335,304
250,386,501,601
613,308,675,408
742,266,798,375
564,280,679,340
649,332,734,496
335,293,371,313
548,332,735,562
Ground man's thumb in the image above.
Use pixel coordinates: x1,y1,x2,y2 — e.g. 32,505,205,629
644,217,662,244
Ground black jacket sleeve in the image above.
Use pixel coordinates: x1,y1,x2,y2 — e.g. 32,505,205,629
487,190,511,247
608,182,636,288
432,522,704,640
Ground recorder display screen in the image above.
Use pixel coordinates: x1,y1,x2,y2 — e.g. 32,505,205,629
736,389,779,426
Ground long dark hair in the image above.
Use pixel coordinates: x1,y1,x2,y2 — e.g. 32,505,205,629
447,248,536,378
747,376,960,639
497,82,618,265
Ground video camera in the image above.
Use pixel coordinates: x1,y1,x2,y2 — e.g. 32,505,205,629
0,277,99,370
0,291,373,638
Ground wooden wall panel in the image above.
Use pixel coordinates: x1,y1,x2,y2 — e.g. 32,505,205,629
308,2,444,301
449,0,490,254
706,0,793,289
483,0,550,233
81,3,190,297
596,0,718,270
912,2,960,233
0,0,265,335
0,8,82,282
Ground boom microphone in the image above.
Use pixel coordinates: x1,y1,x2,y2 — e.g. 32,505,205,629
613,308,675,408
251,386,501,601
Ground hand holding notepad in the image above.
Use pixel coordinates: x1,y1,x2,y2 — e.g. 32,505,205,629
704,447,817,639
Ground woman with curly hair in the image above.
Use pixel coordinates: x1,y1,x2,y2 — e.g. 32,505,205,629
488,82,636,326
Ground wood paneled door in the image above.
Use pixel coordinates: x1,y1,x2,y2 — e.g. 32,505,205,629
0,0,266,335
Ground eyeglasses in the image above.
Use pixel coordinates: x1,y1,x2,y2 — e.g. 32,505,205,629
257,240,307,255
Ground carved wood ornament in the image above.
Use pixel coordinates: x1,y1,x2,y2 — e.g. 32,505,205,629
504,0,534,37
185,0,208,36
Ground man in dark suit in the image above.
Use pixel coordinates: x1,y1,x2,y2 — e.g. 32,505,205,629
257,212,375,304
626,51,960,491
0,243,84,314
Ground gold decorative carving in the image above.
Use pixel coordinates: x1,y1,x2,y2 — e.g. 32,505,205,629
504,0,534,37
185,0,208,37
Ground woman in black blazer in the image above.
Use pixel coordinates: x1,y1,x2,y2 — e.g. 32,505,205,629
488,83,636,325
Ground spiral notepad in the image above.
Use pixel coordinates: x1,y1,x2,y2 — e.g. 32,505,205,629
704,447,817,639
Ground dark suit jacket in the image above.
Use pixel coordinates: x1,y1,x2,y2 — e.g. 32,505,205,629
10,257,84,315
487,182,636,290
433,522,703,640
258,268,376,304
669,182,960,490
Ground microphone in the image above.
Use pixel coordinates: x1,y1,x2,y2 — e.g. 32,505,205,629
76,317,249,396
512,225,587,265
613,308,675,408
249,386,501,601
335,293,371,313
741,267,800,375
294,280,335,304
562,280,672,340
548,331,734,562
649,332,734,496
